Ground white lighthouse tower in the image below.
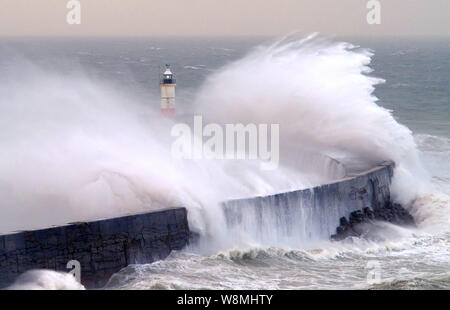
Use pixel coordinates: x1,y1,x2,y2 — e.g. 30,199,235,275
160,64,176,116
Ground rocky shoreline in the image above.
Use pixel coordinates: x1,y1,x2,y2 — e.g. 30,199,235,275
331,202,415,241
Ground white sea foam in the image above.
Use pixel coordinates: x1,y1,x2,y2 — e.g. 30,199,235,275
6,270,85,290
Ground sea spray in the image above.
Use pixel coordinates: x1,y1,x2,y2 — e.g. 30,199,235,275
195,35,437,220
0,64,311,237
0,34,436,248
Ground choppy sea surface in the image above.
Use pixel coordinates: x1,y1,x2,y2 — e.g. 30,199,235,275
0,36,449,289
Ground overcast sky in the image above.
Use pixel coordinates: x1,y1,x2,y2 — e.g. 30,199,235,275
0,0,448,37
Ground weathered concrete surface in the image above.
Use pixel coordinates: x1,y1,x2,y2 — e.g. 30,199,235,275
222,161,407,244
0,207,190,289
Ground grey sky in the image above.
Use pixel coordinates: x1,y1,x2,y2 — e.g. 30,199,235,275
0,0,448,37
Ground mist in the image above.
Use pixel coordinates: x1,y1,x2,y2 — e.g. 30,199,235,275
0,35,431,246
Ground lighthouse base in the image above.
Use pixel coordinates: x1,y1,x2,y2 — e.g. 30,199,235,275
161,108,175,117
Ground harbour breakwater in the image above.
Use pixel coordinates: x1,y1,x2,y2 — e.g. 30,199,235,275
0,161,414,288
0,207,190,288
222,161,413,244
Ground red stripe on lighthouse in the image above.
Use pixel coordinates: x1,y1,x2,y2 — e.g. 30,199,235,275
161,108,175,117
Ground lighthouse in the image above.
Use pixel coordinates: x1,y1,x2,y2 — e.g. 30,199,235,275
160,64,176,116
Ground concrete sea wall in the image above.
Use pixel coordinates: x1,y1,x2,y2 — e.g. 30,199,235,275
0,161,409,288
0,207,190,289
222,161,396,244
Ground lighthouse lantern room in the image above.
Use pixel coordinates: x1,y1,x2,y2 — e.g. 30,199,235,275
160,64,176,116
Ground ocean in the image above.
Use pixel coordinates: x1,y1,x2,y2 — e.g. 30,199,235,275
0,35,449,289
